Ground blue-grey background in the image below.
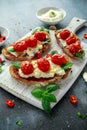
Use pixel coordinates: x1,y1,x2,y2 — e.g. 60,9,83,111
0,0,87,130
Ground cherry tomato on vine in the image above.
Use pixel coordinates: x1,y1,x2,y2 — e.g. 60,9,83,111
13,41,28,52
25,36,37,47
37,58,50,72
51,54,67,66
60,29,70,40
21,61,34,75
34,31,46,41
70,95,78,105
5,99,15,107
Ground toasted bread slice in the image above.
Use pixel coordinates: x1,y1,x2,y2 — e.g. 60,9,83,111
9,54,73,86
55,29,85,59
2,27,51,61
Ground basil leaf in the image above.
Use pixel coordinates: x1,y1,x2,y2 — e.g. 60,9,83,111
32,29,38,34
8,48,15,52
42,98,51,114
61,62,73,70
12,61,21,69
51,50,58,55
16,120,22,126
46,38,51,42
46,83,59,93
31,88,44,98
77,112,87,119
43,93,57,102
39,26,45,31
76,52,83,59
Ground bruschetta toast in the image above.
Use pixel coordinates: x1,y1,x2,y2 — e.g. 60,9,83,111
9,54,73,86
55,29,85,59
2,27,51,61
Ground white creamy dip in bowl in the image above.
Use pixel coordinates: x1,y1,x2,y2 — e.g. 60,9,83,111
36,7,66,25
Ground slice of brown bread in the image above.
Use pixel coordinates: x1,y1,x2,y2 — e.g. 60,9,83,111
55,30,85,59
2,30,51,61
9,55,72,86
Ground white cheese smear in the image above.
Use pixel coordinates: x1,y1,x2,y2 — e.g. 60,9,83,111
18,57,65,79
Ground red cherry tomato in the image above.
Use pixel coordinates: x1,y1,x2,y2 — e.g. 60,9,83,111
46,54,52,58
84,33,87,39
35,51,41,59
70,95,78,105
69,42,81,53
51,54,67,66
34,31,46,41
25,36,37,47
5,99,15,107
60,29,70,40
13,41,28,52
66,35,77,45
0,57,2,64
21,61,34,75
0,35,6,42
37,58,50,72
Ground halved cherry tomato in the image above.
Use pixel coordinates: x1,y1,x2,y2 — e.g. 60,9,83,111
66,35,77,45
34,31,46,41
46,54,52,58
70,95,78,105
21,61,34,75
13,41,28,52
5,99,15,107
51,54,67,66
0,57,2,64
60,29,70,40
25,36,37,47
84,33,87,39
69,42,81,53
37,58,50,72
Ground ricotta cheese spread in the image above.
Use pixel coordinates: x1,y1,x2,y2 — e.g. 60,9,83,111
18,57,65,78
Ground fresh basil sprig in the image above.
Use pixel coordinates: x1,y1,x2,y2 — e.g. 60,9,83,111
12,61,21,69
61,62,73,70
31,83,59,113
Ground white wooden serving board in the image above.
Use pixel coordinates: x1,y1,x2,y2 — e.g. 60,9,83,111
0,17,87,110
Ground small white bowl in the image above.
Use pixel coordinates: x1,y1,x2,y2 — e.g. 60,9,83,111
36,7,66,25
0,26,9,46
